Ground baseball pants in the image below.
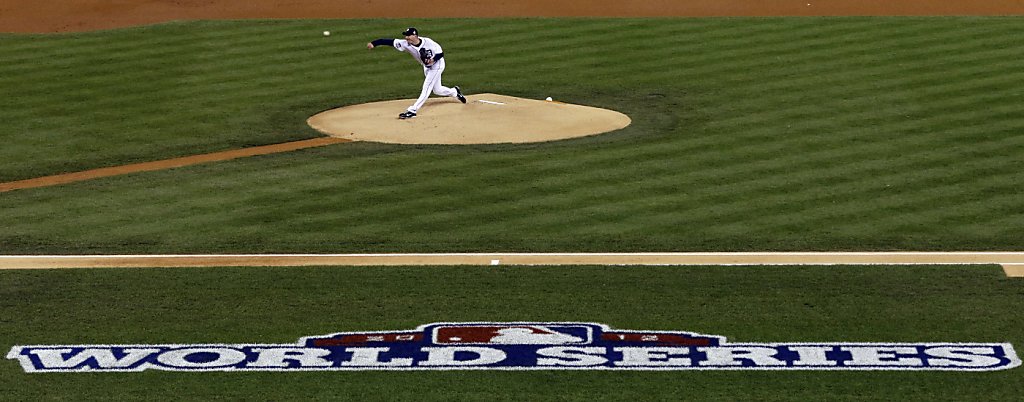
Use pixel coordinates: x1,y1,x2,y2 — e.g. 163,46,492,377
408,59,457,113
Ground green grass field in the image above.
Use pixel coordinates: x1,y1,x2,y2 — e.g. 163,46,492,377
2,265,1023,400
2,17,1023,400
2,17,1023,253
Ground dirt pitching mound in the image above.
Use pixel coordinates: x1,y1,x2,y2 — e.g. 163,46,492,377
307,94,631,145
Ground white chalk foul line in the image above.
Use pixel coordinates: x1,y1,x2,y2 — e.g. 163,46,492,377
0,253,1023,277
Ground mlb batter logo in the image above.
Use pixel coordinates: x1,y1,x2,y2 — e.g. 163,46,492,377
7,322,1020,372
435,324,589,345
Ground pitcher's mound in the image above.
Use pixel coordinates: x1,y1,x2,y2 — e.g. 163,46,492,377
307,93,631,145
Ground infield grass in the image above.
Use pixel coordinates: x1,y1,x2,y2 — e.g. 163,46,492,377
1,17,1024,254
1,265,1022,401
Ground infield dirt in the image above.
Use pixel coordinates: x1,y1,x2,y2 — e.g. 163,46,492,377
307,94,631,145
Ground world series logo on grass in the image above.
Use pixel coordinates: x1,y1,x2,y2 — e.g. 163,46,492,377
7,322,1021,372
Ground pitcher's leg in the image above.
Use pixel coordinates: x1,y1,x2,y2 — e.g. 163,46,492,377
429,60,456,98
432,76,456,97
407,72,437,114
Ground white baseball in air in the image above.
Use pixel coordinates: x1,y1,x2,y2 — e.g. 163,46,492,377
323,31,331,36
545,97,553,101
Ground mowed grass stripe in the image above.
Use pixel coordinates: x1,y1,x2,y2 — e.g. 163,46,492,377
684,122,1024,196
772,41,1024,98
528,20,829,79
648,22,1009,92
688,37,1005,101
5,23,359,109
735,152,1024,230
224,120,1015,235
699,57,1022,144
0,24,363,180
710,31,1021,99
634,20,931,83
625,128,1024,220
457,19,767,75
681,156,1024,236
335,104,1015,224
677,18,906,65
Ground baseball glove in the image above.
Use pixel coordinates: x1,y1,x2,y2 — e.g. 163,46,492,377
419,48,434,64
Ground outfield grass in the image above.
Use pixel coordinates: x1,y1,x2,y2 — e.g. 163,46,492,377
1,17,1023,254
1,265,1021,400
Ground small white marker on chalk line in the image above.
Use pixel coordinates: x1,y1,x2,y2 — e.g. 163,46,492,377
490,259,500,265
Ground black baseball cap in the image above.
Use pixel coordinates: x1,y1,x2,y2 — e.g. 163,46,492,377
402,27,418,36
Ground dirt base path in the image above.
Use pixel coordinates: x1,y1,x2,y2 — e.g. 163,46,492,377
3,0,1023,33
0,138,349,193
0,253,1021,277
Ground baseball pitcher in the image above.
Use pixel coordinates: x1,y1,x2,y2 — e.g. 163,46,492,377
367,27,467,119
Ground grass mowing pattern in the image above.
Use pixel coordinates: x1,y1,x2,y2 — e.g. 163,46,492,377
1,265,1022,400
1,18,1024,253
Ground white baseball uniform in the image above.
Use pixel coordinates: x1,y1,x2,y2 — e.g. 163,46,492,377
389,37,459,113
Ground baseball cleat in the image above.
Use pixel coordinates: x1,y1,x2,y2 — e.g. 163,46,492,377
398,111,417,119
455,86,467,104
